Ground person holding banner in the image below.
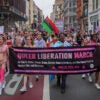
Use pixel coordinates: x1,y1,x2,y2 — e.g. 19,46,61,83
82,34,100,89
20,36,35,92
90,34,100,89
49,35,58,81
34,32,46,48
64,33,73,44
53,33,72,93
97,32,100,42
0,34,8,95
34,33,46,81
14,36,23,47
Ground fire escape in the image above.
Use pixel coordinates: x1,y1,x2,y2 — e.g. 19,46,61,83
0,0,27,31
0,0,10,28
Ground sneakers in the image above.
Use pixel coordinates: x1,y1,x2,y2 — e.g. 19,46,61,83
20,82,33,92
61,88,65,94
36,78,39,82
20,86,27,92
95,83,100,89
82,74,86,79
0,83,2,95
29,82,33,88
2,81,6,88
0,88,2,95
88,76,92,82
35,75,39,81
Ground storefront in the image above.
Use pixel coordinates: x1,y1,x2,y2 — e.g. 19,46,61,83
88,9,100,31
0,0,27,31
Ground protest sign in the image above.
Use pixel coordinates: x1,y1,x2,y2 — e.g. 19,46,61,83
9,46,99,74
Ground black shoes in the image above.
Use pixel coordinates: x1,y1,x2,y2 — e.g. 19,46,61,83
61,88,65,94
36,78,39,82
57,82,60,87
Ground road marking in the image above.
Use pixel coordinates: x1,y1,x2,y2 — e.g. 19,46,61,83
43,75,50,100
4,74,23,95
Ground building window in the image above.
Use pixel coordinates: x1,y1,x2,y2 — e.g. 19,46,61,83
92,0,98,11
69,2,71,7
69,17,71,23
84,5,88,17
97,20,99,27
92,0,95,11
96,0,98,9
73,1,76,6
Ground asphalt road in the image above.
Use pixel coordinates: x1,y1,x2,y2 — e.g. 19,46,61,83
50,74,100,100
0,72,100,100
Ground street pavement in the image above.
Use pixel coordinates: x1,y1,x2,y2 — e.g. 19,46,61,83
0,73,100,100
0,73,44,100
50,74,100,100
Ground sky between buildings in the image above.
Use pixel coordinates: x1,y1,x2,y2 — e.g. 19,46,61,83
34,0,55,18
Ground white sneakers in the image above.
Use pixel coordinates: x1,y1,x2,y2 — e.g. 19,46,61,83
88,76,93,83
2,81,6,89
20,82,34,92
95,83,100,89
29,82,33,88
20,86,27,92
0,88,2,95
81,74,93,82
82,74,86,79
0,81,6,95
81,74,100,89
35,75,39,81
0,83,2,95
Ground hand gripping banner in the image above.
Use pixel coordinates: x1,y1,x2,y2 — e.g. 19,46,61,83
9,46,100,74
